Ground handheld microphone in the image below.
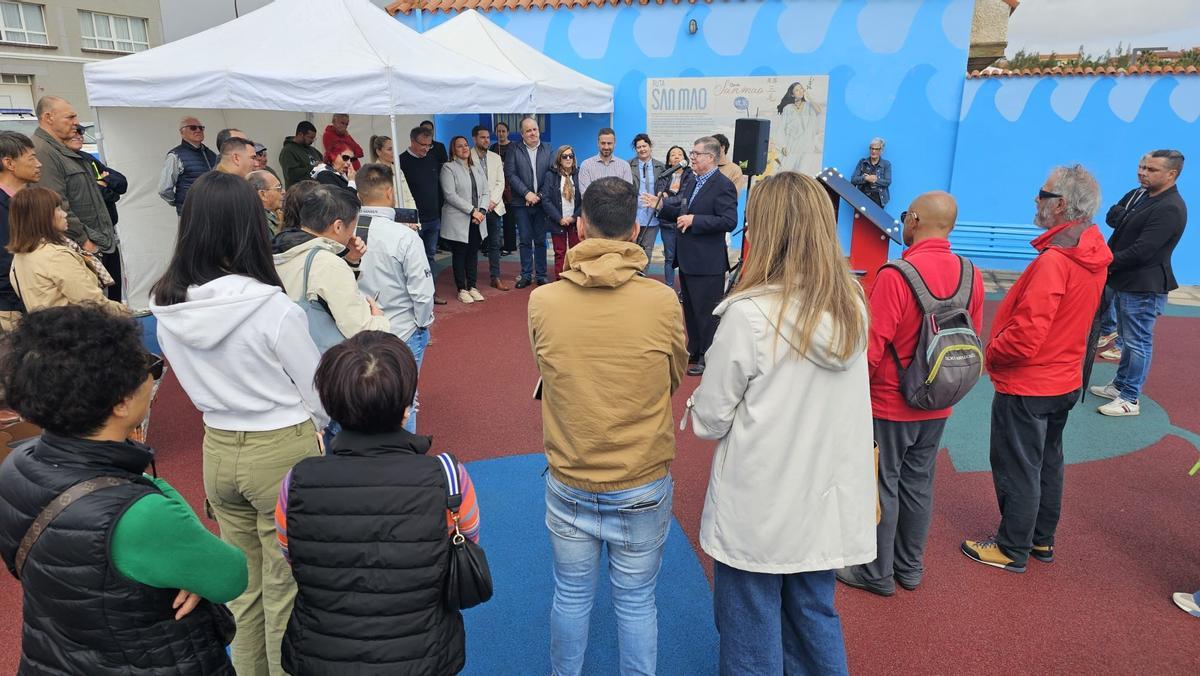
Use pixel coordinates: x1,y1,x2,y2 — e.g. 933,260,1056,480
656,162,687,181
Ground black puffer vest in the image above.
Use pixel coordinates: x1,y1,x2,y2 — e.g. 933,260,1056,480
0,433,233,675
170,142,217,212
282,429,465,676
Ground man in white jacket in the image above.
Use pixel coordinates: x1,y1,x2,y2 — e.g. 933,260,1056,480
356,163,435,433
473,125,512,291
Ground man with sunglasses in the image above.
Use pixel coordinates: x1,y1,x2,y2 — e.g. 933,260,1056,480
961,166,1111,574
158,116,217,214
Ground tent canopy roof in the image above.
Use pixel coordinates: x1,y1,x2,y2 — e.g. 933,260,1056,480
83,0,535,114
424,9,612,113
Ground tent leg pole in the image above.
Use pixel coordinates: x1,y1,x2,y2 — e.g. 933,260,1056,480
389,114,405,208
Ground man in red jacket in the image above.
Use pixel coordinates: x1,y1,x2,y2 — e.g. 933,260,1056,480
322,114,363,170
837,191,983,597
962,165,1112,573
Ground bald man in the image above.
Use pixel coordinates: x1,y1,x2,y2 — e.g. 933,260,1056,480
158,115,217,214
31,95,122,300
837,191,984,597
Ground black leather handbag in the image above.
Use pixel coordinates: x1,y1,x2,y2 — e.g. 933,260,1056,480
437,453,494,610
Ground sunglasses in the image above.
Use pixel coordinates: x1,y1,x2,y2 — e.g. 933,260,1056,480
339,154,354,161
146,354,165,381
899,210,919,223
561,153,575,160
1037,189,1063,200
255,150,267,157
181,125,205,132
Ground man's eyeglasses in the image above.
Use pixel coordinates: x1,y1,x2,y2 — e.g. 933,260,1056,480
869,146,883,151
416,141,433,148
899,210,919,224
255,150,267,157
146,354,165,381
339,154,354,162
1037,189,1062,200
689,151,714,158
260,185,284,193
181,125,204,132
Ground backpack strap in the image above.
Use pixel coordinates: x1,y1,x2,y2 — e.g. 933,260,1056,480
948,256,975,311
301,247,322,299
15,476,131,578
881,259,937,315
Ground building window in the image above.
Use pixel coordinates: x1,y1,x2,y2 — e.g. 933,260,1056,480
0,73,32,84
0,2,49,45
80,10,149,53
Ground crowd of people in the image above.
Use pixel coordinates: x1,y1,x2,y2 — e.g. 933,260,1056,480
0,91,1190,675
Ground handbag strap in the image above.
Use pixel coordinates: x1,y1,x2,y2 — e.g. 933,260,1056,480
15,476,131,578
436,453,467,543
301,246,322,298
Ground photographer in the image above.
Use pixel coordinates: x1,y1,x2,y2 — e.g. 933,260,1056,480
851,137,892,207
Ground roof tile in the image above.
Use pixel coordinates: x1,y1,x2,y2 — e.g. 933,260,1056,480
969,61,1200,79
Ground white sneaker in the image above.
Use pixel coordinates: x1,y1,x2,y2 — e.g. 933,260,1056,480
457,290,474,304
1096,332,1118,349
1098,397,1139,417
1099,347,1122,361
1173,592,1200,617
1089,383,1120,400
468,287,485,302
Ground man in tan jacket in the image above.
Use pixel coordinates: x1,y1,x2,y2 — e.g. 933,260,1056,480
528,176,687,675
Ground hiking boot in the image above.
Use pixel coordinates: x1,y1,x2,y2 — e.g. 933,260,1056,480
1096,332,1118,349
1098,397,1139,417
960,538,1026,573
1098,347,1122,361
835,567,894,597
1031,544,1054,563
1089,382,1120,400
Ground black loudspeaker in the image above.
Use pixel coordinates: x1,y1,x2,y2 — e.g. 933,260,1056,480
732,118,770,176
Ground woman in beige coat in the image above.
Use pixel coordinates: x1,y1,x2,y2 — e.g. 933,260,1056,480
440,136,489,304
7,187,124,314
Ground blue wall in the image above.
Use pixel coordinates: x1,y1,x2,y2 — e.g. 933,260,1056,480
952,74,1199,282
404,0,976,253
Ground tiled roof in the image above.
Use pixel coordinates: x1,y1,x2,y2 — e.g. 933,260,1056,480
386,0,731,15
968,64,1200,78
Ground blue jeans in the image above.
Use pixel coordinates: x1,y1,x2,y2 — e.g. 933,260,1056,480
418,218,441,274
1112,291,1167,402
545,474,673,676
659,226,677,288
515,206,549,282
713,562,849,676
485,212,502,281
403,326,429,433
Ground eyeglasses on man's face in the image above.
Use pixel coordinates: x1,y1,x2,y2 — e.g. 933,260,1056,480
181,125,204,132
869,146,882,151
1037,189,1062,201
689,151,713,158
900,210,919,224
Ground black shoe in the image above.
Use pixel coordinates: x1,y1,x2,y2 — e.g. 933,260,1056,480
515,278,532,289
1031,544,1054,563
836,568,895,597
894,575,919,591
687,363,705,376
535,278,548,285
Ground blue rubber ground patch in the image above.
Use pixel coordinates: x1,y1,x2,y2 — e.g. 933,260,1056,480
459,453,719,675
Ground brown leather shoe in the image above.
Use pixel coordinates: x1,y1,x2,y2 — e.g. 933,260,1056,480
490,278,511,291
433,296,448,305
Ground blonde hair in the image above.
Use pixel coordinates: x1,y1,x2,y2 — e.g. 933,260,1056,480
737,171,866,361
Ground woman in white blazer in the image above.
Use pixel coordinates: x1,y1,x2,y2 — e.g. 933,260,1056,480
685,171,876,676
440,136,489,304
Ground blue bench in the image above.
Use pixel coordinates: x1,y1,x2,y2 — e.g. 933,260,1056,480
949,221,1040,261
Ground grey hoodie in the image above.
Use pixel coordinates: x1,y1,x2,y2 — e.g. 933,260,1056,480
151,274,329,431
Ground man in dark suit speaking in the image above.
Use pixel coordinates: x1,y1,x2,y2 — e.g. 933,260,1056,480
503,116,554,288
658,136,738,375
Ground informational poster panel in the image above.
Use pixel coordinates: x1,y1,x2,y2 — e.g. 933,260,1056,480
646,75,828,177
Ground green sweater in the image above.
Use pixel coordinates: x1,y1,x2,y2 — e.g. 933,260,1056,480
278,137,323,188
110,476,247,604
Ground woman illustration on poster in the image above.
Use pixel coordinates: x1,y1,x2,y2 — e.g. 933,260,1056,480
775,81,824,175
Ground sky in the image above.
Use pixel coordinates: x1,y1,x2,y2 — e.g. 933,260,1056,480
1006,0,1200,57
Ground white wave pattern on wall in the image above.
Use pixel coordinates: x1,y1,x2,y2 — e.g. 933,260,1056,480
857,0,922,54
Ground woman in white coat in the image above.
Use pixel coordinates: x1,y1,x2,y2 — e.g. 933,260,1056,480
440,135,489,304
685,171,876,675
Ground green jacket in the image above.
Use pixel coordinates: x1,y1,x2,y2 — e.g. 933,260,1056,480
31,127,116,253
279,136,322,188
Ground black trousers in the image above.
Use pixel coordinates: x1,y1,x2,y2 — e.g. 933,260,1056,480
679,272,724,362
502,209,517,251
989,390,1078,564
101,244,122,302
850,417,948,589
449,223,483,291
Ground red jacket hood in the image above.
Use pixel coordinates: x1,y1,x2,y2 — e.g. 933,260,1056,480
1031,220,1113,273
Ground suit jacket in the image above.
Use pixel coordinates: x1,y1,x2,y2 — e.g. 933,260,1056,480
1104,185,1187,293
658,170,738,275
539,171,582,235
630,157,666,195
503,142,553,207
475,148,506,217
440,159,489,244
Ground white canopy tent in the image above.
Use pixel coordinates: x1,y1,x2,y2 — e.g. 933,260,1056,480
82,0,538,310
424,9,614,114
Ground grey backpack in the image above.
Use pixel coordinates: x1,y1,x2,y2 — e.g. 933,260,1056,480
885,257,983,410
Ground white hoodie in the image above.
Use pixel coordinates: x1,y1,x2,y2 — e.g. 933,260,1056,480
687,287,876,574
151,275,329,432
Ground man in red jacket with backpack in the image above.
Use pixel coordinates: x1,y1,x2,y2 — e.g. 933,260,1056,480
962,165,1112,573
838,191,984,597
